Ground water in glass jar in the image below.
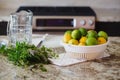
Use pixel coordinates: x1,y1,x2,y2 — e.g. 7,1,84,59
7,10,33,46
9,25,32,45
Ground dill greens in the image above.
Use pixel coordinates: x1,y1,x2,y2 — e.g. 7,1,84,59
0,42,58,72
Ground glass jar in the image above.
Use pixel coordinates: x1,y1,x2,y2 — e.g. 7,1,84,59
7,10,33,45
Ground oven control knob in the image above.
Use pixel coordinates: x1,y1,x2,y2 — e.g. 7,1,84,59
88,20,94,26
80,20,86,26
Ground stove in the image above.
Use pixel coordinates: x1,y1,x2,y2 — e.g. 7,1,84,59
17,6,96,30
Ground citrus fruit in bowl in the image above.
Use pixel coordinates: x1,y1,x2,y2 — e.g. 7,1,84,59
61,40,109,60
62,28,109,60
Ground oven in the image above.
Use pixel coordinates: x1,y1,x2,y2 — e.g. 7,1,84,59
17,6,96,30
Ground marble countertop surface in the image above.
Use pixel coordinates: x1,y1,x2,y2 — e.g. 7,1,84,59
0,35,120,80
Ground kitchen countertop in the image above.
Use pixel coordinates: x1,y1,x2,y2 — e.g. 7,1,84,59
0,35,120,80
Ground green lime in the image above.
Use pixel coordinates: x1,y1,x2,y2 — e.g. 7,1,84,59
87,30,97,34
71,29,81,40
98,31,108,40
64,30,72,35
87,30,98,38
86,37,98,46
79,27,87,36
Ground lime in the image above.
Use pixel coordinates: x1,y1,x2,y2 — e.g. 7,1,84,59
71,29,81,40
98,31,108,40
64,30,72,35
87,30,98,38
68,39,79,45
79,28,87,36
86,37,98,46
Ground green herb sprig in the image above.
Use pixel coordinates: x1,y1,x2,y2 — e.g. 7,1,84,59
0,42,58,71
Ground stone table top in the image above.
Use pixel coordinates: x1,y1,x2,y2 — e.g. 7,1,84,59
0,35,120,80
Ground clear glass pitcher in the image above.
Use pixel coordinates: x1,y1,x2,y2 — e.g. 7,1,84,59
7,10,33,45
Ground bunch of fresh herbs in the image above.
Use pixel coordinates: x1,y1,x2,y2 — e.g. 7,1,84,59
0,42,58,72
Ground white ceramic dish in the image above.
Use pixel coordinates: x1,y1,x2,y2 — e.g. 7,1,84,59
61,41,109,60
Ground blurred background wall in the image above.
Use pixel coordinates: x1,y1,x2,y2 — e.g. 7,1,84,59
0,0,120,9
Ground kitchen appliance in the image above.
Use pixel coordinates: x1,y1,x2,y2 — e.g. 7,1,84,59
17,6,96,30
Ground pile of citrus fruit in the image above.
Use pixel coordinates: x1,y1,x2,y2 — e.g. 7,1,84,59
63,28,108,46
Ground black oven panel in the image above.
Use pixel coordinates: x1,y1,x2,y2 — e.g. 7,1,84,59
36,19,73,27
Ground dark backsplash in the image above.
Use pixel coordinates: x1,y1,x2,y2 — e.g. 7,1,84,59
95,22,120,36
0,21,120,36
0,21,7,35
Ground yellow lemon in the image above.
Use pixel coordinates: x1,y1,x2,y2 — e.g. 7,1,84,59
97,37,107,44
79,36,87,43
68,39,79,45
78,42,86,46
63,33,71,43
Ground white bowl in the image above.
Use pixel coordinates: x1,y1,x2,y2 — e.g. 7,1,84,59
61,41,109,60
